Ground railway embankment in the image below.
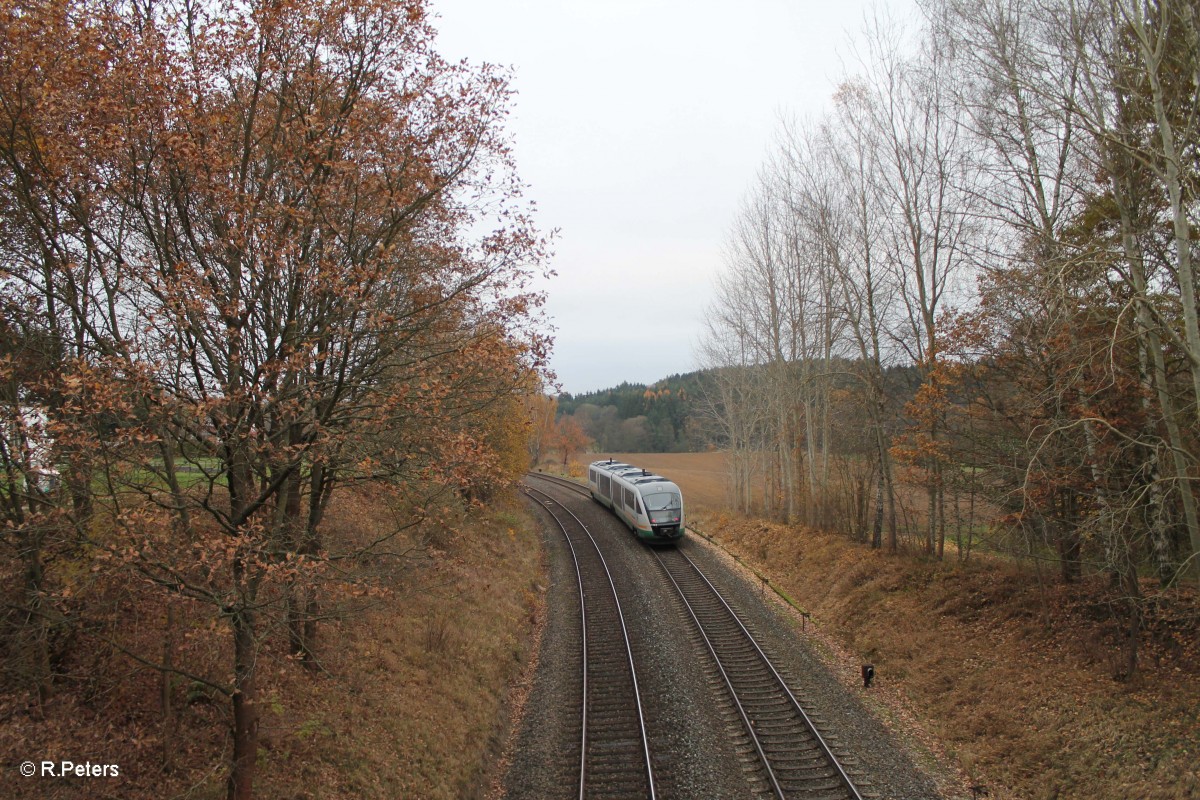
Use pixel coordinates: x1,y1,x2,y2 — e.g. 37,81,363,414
220,489,547,800
0,485,547,800
692,511,1200,800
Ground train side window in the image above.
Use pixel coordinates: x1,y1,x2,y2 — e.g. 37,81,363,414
636,497,643,515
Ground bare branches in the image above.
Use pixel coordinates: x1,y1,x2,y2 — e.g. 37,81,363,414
701,0,1200,597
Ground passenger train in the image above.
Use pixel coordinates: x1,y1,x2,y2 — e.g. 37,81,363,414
587,459,685,544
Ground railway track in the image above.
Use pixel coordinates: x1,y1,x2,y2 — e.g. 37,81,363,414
653,547,863,800
526,470,864,800
528,471,590,495
522,482,657,799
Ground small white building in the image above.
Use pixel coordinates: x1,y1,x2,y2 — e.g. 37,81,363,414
1,403,59,492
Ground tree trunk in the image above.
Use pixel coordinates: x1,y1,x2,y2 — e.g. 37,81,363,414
159,433,190,533
1125,0,1200,581
871,462,884,549
227,603,259,800
294,462,332,666
1057,521,1082,583
1118,557,1142,680
1111,164,1200,585
21,529,52,709
162,602,177,770
281,467,304,658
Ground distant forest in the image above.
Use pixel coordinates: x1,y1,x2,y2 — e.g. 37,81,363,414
556,364,923,454
556,372,707,453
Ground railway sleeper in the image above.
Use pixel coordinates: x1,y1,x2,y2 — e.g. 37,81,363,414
587,654,631,668
747,708,805,721
745,707,798,723
760,740,825,755
589,701,639,716
717,654,771,668
752,724,815,738
770,755,840,771
785,789,854,800
778,776,850,794
734,684,792,698
587,783,651,796
762,749,832,768
588,754,647,768
775,775,848,789
587,725,643,738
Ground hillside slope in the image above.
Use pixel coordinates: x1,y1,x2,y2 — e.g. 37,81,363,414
694,512,1199,800
0,488,545,800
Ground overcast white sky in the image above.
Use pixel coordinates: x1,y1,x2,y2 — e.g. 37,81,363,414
432,0,916,396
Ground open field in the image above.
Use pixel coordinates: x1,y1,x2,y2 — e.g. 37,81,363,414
579,451,729,512
581,452,1010,560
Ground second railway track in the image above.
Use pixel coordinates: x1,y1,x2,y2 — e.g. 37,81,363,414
523,482,657,799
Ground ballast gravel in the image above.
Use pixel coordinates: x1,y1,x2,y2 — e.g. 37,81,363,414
498,482,960,799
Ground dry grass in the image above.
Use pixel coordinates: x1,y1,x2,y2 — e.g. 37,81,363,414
253,495,544,800
0,487,544,800
694,512,1199,800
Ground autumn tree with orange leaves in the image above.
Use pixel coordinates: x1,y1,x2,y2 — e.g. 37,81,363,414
524,391,559,466
0,1,547,797
550,414,592,468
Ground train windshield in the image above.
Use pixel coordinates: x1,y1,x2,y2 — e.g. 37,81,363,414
643,492,681,512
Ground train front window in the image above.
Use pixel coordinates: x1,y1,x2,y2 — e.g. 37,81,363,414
643,492,681,512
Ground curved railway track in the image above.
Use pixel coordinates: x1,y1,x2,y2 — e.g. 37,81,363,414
522,482,657,799
527,471,593,497
527,471,864,800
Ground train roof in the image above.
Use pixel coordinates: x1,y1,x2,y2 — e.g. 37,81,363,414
592,462,680,490
590,459,631,470
592,462,682,499
618,470,678,486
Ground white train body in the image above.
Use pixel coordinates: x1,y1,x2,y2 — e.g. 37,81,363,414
587,459,685,543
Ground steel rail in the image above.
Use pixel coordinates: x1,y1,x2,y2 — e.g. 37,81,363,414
527,471,590,496
655,547,864,800
530,470,862,799
523,483,657,800
656,546,789,797
524,485,590,800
